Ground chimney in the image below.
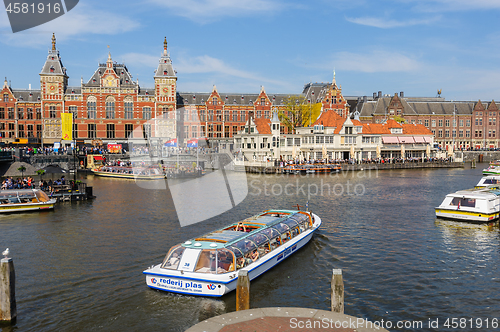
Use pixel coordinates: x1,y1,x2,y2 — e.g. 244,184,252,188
373,92,377,99
363,96,367,103
378,91,382,98
400,91,404,98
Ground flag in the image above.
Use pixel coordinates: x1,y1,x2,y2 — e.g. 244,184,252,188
61,113,73,141
165,138,177,147
187,139,198,148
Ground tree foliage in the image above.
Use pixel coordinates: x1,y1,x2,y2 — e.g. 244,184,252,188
278,95,313,133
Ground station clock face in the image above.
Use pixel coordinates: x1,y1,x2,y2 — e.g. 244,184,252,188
47,83,57,94
105,75,117,87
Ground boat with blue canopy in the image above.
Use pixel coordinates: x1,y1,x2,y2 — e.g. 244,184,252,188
143,209,321,297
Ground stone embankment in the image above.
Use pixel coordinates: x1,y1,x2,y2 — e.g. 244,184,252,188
246,161,464,174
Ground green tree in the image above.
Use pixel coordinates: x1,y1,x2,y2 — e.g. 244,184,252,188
36,169,46,181
278,95,312,133
18,165,26,178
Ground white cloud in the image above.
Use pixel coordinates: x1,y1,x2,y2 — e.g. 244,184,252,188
121,53,159,68
175,55,287,87
345,15,441,28
331,51,421,73
402,0,500,12
148,0,285,22
0,3,140,47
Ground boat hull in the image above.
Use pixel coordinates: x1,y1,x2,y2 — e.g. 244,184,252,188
144,215,321,297
0,200,56,213
435,208,499,223
93,171,165,180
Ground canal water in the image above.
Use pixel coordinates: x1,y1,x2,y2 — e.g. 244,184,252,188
1,165,499,331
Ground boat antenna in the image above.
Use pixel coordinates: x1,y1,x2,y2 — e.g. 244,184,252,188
306,200,309,212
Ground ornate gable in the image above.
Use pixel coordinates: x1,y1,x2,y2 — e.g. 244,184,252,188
253,86,271,109
474,100,485,111
206,85,224,108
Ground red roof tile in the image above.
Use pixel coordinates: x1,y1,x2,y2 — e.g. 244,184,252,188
254,118,271,134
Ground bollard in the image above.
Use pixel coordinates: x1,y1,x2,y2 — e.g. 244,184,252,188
331,269,344,314
236,270,250,311
0,257,17,323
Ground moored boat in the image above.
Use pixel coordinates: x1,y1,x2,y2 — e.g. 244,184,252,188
0,189,56,213
92,165,165,180
475,175,500,188
143,209,321,297
482,165,500,175
435,187,500,223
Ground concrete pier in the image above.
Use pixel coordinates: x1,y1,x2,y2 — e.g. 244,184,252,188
0,258,16,323
185,307,389,332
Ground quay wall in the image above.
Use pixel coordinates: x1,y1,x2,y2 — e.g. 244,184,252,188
462,151,500,163
245,161,465,174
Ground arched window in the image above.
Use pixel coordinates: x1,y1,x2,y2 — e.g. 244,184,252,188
124,96,133,119
105,96,115,119
87,96,97,119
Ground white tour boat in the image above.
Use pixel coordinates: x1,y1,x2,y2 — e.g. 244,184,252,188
435,187,500,223
0,189,57,213
482,165,500,175
143,209,321,297
475,175,500,188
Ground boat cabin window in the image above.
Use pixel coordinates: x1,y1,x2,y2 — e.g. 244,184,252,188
195,250,217,273
485,179,499,185
451,197,476,208
161,245,185,270
232,238,257,254
216,249,235,273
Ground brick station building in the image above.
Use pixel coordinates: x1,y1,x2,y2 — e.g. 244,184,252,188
1,34,498,150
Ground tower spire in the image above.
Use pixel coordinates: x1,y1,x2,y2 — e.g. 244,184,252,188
163,37,168,56
51,33,56,51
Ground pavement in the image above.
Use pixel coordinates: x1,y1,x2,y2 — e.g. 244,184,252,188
185,307,390,332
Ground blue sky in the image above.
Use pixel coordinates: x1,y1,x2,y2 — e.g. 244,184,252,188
1,0,500,101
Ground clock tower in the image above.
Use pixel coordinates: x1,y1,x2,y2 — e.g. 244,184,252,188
154,37,177,140
40,33,68,143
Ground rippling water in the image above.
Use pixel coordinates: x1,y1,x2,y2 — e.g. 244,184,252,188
1,165,499,331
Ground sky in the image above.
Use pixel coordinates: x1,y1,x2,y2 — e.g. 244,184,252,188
1,0,500,101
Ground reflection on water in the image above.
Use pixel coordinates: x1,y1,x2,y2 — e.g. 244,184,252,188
1,166,500,331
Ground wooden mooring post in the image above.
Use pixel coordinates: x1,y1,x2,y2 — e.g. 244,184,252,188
331,269,344,314
0,256,16,323
236,270,250,311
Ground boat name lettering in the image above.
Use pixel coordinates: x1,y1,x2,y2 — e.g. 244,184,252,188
157,278,203,289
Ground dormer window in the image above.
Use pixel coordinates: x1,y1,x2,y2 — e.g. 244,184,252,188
50,66,54,73
145,91,149,95
125,79,129,83
51,57,55,60
163,70,168,75
98,71,101,75
193,95,195,99
71,90,75,94
164,60,167,63
93,78,96,83
121,71,124,75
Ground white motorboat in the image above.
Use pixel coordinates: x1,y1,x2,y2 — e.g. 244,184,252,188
143,209,321,297
475,175,500,188
435,187,500,223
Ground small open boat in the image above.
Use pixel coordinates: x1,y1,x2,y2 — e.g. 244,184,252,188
143,209,321,297
93,165,165,180
435,187,500,223
0,189,56,213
